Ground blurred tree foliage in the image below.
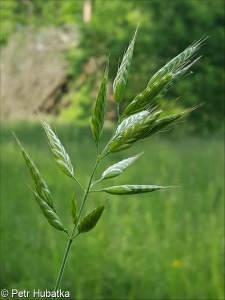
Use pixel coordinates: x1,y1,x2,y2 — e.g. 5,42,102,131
1,0,224,132
0,0,83,38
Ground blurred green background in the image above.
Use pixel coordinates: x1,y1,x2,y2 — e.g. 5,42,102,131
0,1,224,299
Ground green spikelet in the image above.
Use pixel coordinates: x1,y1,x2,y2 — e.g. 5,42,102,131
91,59,109,143
148,37,207,86
14,134,55,211
123,73,172,117
70,194,78,225
103,185,170,195
32,190,67,232
78,205,106,233
122,37,206,119
109,109,162,153
101,153,143,180
113,27,138,103
39,114,75,180
145,104,204,138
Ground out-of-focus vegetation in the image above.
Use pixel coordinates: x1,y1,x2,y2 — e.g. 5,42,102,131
1,0,224,132
1,122,224,299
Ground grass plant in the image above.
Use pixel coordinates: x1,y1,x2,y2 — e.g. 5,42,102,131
4,29,222,299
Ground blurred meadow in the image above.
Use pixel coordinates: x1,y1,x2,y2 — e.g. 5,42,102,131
0,1,224,300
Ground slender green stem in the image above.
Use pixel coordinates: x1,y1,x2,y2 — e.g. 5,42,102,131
90,178,103,188
52,159,101,299
89,189,103,193
72,176,85,191
73,159,100,233
117,103,120,121
96,142,99,157
52,238,73,298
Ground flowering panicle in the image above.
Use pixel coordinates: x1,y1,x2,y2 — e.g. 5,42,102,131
15,29,206,294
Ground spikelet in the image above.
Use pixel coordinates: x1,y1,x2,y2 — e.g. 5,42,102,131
14,133,55,211
38,114,75,180
103,185,170,195
91,59,109,143
32,189,67,232
113,27,138,103
70,194,78,225
122,37,207,118
144,103,204,138
78,205,106,233
123,73,172,117
109,109,162,153
148,37,207,85
101,153,143,179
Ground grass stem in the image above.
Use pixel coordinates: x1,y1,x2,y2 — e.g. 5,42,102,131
52,239,73,299
52,159,101,299
117,103,120,121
